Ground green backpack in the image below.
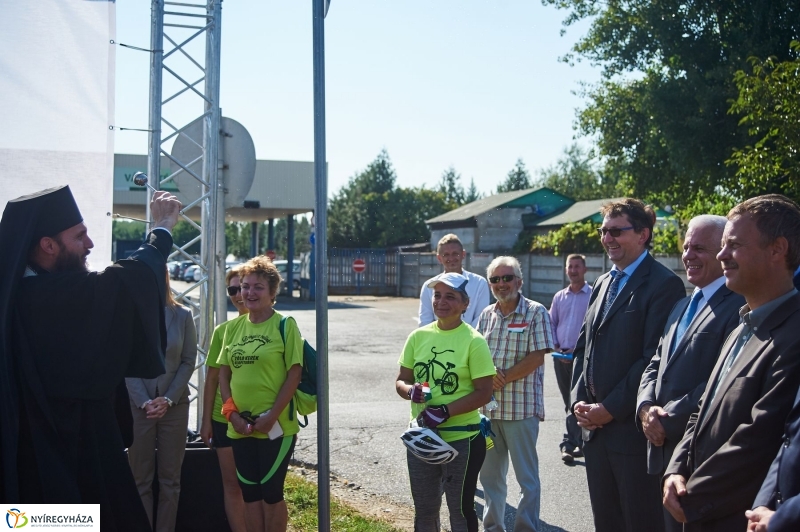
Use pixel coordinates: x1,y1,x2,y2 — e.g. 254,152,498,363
279,316,317,427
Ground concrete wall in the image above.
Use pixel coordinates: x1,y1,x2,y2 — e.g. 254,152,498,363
429,227,478,253
475,208,527,252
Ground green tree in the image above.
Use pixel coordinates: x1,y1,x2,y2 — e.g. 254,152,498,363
523,221,604,255
437,166,466,206
328,150,451,248
497,159,532,193
273,216,312,258
543,0,800,209
727,41,800,200
536,143,621,200
464,178,482,203
112,220,147,241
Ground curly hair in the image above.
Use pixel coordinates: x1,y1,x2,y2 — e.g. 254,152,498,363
600,198,656,248
238,256,283,303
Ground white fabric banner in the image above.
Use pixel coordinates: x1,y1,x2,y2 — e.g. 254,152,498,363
0,0,116,269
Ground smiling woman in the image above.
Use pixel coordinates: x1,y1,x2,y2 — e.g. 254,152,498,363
216,255,305,532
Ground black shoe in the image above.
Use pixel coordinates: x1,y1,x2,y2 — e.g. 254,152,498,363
572,447,584,458
561,449,575,464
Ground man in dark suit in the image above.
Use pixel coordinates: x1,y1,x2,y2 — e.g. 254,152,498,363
747,385,800,532
663,194,800,532
571,198,686,532
636,215,744,532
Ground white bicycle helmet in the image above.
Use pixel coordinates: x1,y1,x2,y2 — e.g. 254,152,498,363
401,425,459,465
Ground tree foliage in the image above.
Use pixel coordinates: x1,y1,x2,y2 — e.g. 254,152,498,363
497,159,532,193
544,0,800,209
464,178,482,203
437,166,467,206
328,150,451,248
535,143,623,200
525,221,604,255
727,41,800,200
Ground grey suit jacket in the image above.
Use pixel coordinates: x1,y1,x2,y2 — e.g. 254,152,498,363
571,252,685,450
636,284,743,475
126,304,197,407
665,293,800,531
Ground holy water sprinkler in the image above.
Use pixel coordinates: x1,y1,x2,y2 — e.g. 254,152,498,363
132,171,158,193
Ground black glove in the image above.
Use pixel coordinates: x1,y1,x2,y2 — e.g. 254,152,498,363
417,405,450,429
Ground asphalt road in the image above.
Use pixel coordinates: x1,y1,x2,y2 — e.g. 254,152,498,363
272,295,595,532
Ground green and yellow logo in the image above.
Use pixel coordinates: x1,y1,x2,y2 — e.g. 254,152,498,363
5,509,27,528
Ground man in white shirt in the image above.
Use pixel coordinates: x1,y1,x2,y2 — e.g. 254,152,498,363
418,233,490,328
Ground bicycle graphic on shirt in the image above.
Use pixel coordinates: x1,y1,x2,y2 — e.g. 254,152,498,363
414,347,459,395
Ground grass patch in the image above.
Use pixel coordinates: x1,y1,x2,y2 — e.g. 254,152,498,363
285,473,404,532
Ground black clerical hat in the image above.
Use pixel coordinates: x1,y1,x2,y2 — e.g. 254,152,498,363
9,185,84,241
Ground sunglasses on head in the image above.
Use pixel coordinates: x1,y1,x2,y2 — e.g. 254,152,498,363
226,286,241,296
597,226,634,238
489,274,516,284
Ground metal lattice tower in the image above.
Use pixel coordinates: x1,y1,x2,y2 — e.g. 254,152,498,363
146,0,227,427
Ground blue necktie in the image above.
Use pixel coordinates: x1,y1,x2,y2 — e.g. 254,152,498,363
600,270,626,322
672,290,703,356
588,270,626,396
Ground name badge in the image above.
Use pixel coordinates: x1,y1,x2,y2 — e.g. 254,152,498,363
508,323,527,333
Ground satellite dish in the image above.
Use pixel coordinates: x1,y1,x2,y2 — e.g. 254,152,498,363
169,116,257,210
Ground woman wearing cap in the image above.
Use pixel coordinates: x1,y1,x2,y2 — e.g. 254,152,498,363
218,256,303,532
126,272,197,532
395,272,495,532
200,265,248,532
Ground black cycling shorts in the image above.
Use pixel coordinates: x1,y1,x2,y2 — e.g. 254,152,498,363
211,419,233,448
231,434,296,503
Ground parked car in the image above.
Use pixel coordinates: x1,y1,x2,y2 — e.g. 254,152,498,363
174,260,194,280
273,260,301,291
183,265,200,282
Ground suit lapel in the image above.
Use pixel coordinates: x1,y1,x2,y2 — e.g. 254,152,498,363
598,254,652,327
662,297,690,370
590,273,612,332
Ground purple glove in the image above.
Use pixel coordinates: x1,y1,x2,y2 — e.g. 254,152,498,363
409,383,426,403
417,405,450,429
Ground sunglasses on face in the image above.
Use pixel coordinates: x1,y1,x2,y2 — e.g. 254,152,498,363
489,275,516,284
597,226,634,238
226,286,241,296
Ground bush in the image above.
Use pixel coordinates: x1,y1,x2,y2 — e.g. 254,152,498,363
524,221,604,255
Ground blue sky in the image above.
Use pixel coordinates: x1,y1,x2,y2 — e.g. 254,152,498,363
114,1,600,198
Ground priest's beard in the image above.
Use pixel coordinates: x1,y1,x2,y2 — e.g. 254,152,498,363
53,246,89,273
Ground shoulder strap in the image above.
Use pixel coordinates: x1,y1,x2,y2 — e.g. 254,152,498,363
279,315,287,342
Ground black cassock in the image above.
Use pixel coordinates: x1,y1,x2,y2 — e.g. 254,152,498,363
13,231,170,532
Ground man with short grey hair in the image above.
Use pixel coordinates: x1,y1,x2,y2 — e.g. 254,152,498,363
478,256,554,532
636,215,743,532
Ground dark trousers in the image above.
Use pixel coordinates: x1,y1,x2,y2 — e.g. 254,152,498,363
584,428,665,532
553,358,582,451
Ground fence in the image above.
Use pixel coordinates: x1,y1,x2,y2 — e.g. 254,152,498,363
329,247,690,305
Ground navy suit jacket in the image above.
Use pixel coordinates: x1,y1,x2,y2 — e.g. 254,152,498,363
753,385,800,532
636,284,743,475
571,252,686,449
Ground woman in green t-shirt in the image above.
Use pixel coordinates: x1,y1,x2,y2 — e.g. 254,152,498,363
200,265,248,532
396,272,495,532
219,256,302,532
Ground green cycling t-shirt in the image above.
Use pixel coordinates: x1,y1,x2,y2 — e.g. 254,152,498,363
399,321,495,442
205,320,232,424
218,311,303,439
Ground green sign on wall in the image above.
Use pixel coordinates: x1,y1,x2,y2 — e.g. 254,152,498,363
114,167,179,192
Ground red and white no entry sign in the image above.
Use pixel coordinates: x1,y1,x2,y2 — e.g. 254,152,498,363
265,249,277,260
352,258,366,273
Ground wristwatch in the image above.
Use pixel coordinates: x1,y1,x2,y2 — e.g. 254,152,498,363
165,397,175,408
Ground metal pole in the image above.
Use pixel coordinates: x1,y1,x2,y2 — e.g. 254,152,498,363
268,218,275,250
146,0,164,221
250,221,258,258
287,215,295,298
312,0,330,528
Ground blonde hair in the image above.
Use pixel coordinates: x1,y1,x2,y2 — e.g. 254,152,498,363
239,256,283,303
436,234,463,255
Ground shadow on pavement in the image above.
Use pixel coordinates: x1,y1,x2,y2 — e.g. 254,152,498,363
475,488,570,532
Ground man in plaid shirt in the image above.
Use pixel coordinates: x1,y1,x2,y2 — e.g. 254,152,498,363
478,256,554,532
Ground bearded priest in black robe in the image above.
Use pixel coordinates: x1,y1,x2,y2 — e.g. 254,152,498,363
0,185,182,532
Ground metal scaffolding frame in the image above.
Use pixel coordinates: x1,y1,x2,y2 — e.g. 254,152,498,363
146,0,226,428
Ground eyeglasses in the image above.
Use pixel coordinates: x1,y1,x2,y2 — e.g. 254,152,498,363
489,275,517,284
226,286,241,296
597,226,634,238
